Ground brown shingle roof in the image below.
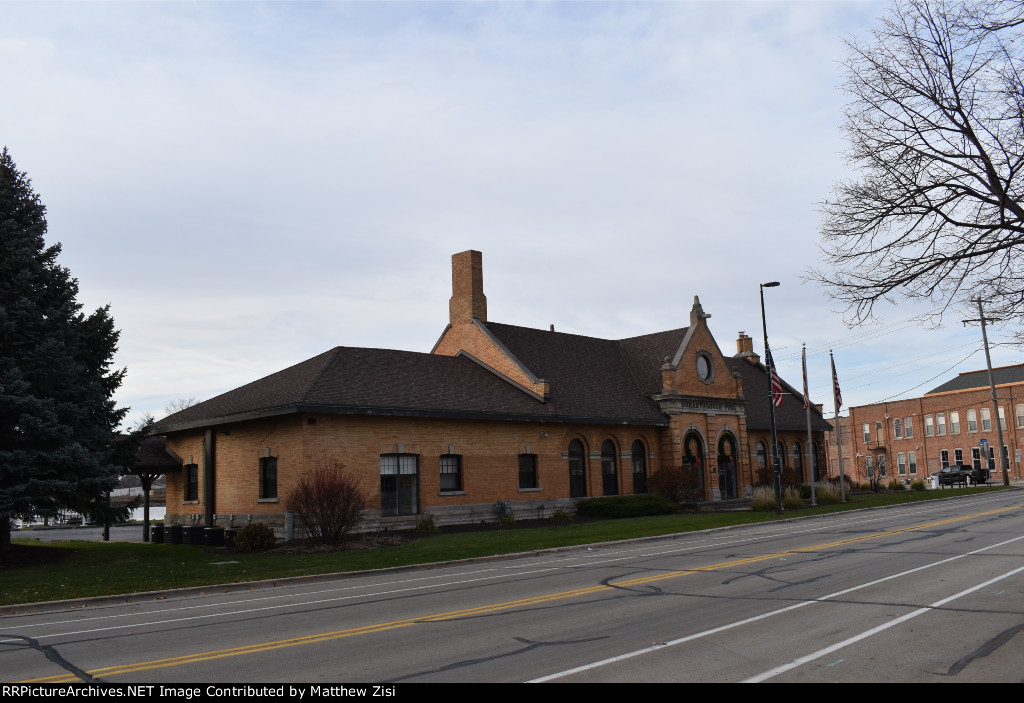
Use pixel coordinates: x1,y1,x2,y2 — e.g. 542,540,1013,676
725,357,832,432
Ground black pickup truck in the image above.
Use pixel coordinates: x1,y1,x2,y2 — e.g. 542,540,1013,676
934,464,989,487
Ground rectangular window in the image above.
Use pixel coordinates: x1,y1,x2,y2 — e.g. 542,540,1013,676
936,413,946,436
972,447,982,470
981,407,992,431
987,446,996,469
259,456,277,500
954,448,964,465
440,454,462,492
380,454,419,517
940,450,949,468
924,415,934,437
865,455,873,476
950,411,960,435
184,464,199,502
904,417,913,438
519,454,539,489
894,418,902,439
1017,404,1024,429
878,454,887,477
862,423,871,444
998,406,1006,431
968,409,978,432
897,452,906,475
908,451,917,475
875,421,884,443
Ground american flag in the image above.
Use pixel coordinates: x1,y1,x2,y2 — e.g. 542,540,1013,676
766,346,783,407
831,353,843,410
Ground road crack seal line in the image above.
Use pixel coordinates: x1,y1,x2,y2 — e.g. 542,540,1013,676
21,503,1024,683
947,622,1024,676
0,634,95,682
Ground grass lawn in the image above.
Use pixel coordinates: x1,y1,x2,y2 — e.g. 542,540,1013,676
2,484,1014,607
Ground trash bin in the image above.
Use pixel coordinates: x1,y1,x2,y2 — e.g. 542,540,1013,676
204,526,225,547
151,524,164,544
169,524,184,545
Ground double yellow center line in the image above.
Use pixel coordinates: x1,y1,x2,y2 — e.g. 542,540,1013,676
22,503,1021,682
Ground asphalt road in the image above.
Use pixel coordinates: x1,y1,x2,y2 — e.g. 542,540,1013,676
4,491,1024,683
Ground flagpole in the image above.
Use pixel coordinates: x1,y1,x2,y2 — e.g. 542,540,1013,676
803,344,816,506
760,281,782,515
831,350,846,503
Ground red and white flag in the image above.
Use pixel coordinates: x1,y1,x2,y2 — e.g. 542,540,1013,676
766,347,783,407
831,352,843,410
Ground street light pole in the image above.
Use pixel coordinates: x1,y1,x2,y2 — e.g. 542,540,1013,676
760,281,782,515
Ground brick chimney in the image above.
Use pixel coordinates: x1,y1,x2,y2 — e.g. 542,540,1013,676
736,331,760,364
449,250,487,324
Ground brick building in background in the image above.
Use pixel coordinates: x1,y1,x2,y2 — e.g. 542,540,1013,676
825,366,1024,485
154,251,831,534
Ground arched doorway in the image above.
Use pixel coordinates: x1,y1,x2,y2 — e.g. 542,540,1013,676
601,439,619,496
631,440,647,494
568,439,587,498
681,431,705,502
718,433,738,499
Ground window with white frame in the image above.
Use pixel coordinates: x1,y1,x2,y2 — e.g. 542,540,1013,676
924,415,934,437
998,406,1006,431
908,451,917,475
897,452,906,475
954,448,964,465
440,454,462,492
904,417,914,438
894,418,902,439
865,455,873,476
950,411,960,435
968,409,978,432
972,447,982,470
380,453,419,517
875,421,884,443
981,407,992,431
987,446,996,469
1017,404,1024,428
937,413,946,436
862,423,870,444
940,449,949,468
877,454,887,477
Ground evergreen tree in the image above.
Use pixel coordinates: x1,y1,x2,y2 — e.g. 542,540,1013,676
0,147,128,551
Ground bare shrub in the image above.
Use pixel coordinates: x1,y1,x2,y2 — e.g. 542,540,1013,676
286,463,368,545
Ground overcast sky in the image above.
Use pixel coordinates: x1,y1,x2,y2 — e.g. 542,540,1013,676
3,0,1020,428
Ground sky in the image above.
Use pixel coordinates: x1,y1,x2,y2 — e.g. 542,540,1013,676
2,0,1020,429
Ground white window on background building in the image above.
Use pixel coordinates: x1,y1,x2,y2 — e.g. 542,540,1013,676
894,418,903,439
908,451,918,475
863,423,871,444
954,448,964,465
1017,404,1024,429
876,421,884,443
972,447,982,470
897,452,907,475
981,407,992,431
866,455,873,476
924,415,935,437
940,449,949,468
904,417,914,438
878,454,887,476
950,411,960,435
968,409,978,432
937,413,946,436
998,406,1006,431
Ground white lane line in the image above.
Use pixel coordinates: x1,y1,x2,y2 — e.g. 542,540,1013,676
742,562,1024,682
528,533,1024,682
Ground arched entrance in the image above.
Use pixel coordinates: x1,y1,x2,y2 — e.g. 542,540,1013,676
681,431,705,502
568,439,587,498
717,433,739,500
601,439,619,496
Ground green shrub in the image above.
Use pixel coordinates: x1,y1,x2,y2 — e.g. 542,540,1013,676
234,522,277,552
550,508,573,523
910,480,926,492
782,486,803,510
860,482,872,492
814,482,841,505
416,514,439,533
499,514,516,528
574,494,678,519
751,485,776,512
890,481,906,491
799,484,812,499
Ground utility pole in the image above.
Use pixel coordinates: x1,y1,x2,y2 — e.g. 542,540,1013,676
963,299,1010,486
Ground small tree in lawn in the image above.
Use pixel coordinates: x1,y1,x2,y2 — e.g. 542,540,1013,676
0,147,128,552
286,462,368,545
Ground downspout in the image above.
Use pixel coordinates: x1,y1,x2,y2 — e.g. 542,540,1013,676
204,428,215,527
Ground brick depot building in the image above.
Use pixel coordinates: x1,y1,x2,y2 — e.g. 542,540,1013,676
154,251,831,532
824,365,1024,485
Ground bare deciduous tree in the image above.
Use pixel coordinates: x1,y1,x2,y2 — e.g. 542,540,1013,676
812,1,1024,332
163,397,198,416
